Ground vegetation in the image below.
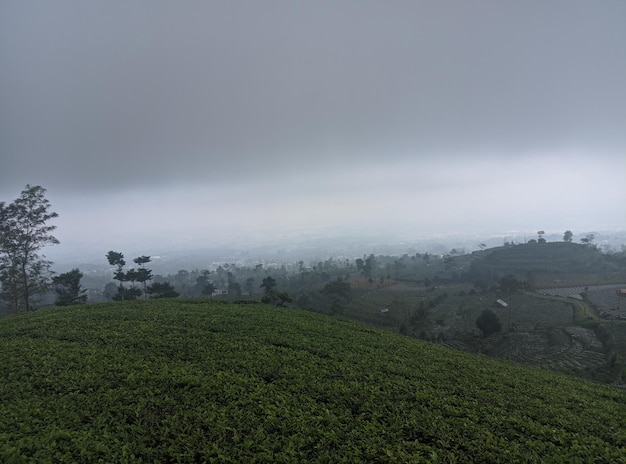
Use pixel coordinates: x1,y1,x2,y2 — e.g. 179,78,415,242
260,275,292,306
466,241,625,288
105,251,154,301
0,299,624,462
563,230,573,242
52,269,87,306
476,309,502,338
146,281,180,299
0,185,59,312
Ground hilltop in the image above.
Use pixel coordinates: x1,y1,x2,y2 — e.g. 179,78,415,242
1,300,624,462
465,241,626,287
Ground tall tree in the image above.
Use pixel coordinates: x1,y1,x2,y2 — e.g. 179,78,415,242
0,185,59,312
106,251,127,300
133,255,153,299
52,268,88,306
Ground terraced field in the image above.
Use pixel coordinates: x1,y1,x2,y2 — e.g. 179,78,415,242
536,287,585,300
482,325,607,372
341,282,620,381
586,284,626,319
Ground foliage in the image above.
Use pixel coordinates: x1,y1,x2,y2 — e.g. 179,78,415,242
0,300,624,462
227,272,242,298
499,274,524,294
106,251,126,299
563,230,573,242
259,275,290,306
467,241,618,288
133,256,153,298
0,185,59,312
106,251,153,300
321,278,352,303
261,289,292,307
52,269,87,306
476,309,502,338
260,276,277,294
202,281,216,296
354,254,377,278
112,286,142,301
581,233,595,245
146,282,180,299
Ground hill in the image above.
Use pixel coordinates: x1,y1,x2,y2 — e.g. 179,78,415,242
466,241,626,287
1,300,625,462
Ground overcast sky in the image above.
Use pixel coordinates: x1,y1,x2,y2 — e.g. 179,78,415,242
1,1,624,257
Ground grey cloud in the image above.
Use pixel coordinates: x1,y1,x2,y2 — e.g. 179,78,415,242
0,1,624,249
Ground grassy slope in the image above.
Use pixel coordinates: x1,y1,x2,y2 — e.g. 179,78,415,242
0,300,625,463
468,242,626,286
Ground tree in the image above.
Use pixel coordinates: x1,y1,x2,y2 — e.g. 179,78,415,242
133,256,153,299
563,230,573,242
364,254,376,278
228,272,242,299
499,274,523,295
320,278,352,311
103,282,118,300
52,268,87,306
106,251,127,300
580,233,595,246
0,185,59,312
476,309,502,338
202,281,216,296
113,286,142,301
195,270,214,296
147,282,180,299
106,252,152,300
244,277,255,296
260,275,290,306
125,268,139,288
261,290,292,307
260,276,277,294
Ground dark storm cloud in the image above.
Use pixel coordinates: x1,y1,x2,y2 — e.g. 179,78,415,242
1,0,624,196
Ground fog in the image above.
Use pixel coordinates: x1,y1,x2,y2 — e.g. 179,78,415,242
1,1,624,261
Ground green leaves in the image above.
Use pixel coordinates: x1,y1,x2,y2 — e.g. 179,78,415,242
0,300,624,462
0,185,58,312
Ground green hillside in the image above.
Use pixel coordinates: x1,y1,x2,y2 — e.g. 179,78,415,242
467,242,626,286
1,300,625,463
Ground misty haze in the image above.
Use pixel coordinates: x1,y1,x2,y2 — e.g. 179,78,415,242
1,1,625,462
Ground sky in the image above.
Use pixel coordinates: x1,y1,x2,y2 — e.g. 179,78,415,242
1,1,625,259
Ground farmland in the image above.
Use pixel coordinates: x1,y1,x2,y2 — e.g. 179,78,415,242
0,300,625,462
274,242,626,384
328,281,623,382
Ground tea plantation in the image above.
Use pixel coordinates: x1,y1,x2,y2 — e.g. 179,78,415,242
0,299,624,463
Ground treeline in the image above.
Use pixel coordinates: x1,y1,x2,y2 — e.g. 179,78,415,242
3,184,624,314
